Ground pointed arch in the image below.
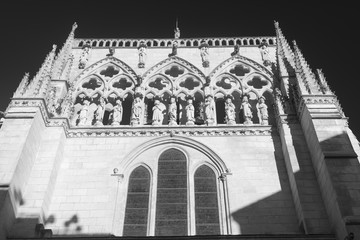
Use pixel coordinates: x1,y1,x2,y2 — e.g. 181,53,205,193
73,56,138,86
213,72,243,92
142,56,206,84
123,165,151,236
145,73,174,96
77,74,105,91
121,135,230,175
209,55,273,81
243,71,273,85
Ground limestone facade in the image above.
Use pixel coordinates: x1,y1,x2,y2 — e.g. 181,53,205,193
0,22,359,240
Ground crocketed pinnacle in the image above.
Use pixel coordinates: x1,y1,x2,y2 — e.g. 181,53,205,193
293,40,321,94
274,21,295,74
13,72,30,97
52,22,77,79
26,45,57,97
316,69,333,94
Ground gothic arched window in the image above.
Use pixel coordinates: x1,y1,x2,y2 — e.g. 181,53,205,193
155,148,187,236
123,166,151,236
194,165,220,235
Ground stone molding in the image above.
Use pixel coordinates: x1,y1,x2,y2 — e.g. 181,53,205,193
297,95,345,119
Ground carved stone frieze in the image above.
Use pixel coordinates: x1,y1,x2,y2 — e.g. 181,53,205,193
65,126,273,138
8,99,274,138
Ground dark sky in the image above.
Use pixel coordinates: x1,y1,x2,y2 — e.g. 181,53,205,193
0,1,359,139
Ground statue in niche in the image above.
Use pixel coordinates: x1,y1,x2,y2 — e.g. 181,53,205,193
47,87,58,116
204,95,216,125
131,94,143,126
78,99,90,126
168,95,178,126
111,99,123,126
168,41,178,57
199,41,210,68
259,40,271,67
137,42,147,68
225,95,236,125
231,44,240,57
107,47,115,57
152,97,166,126
196,101,205,124
257,96,268,125
79,41,91,69
240,94,253,125
185,96,195,125
94,97,105,126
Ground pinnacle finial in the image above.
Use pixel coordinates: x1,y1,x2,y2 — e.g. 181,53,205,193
72,22,78,32
274,20,279,29
174,18,180,39
292,40,298,48
292,40,321,94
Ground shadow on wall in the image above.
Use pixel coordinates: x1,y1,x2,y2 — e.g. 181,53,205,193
232,128,360,238
231,131,303,234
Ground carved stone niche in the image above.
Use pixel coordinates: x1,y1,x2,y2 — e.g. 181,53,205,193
47,80,69,115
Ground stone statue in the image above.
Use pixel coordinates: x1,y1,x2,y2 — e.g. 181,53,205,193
47,86,58,116
168,41,178,57
137,42,147,68
259,40,271,66
185,96,195,125
257,96,268,125
231,44,240,56
174,27,180,39
199,41,210,68
79,41,91,69
111,99,123,126
131,95,143,126
152,98,166,126
197,101,205,124
78,100,90,126
168,96,177,126
94,97,105,126
225,95,236,125
241,95,253,125
204,95,216,125
107,47,115,57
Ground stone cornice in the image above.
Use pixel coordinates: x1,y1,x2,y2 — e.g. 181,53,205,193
297,94,345,119
7,98,274,138
73,36,277,49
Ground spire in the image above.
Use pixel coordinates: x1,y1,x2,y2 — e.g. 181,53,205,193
26,45,57,97
52,22,77,80
292,40,321,94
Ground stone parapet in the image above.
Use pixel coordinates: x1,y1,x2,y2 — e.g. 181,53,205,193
74,36,277,49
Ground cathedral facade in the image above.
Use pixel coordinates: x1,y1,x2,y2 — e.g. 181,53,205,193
0,22,359,240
